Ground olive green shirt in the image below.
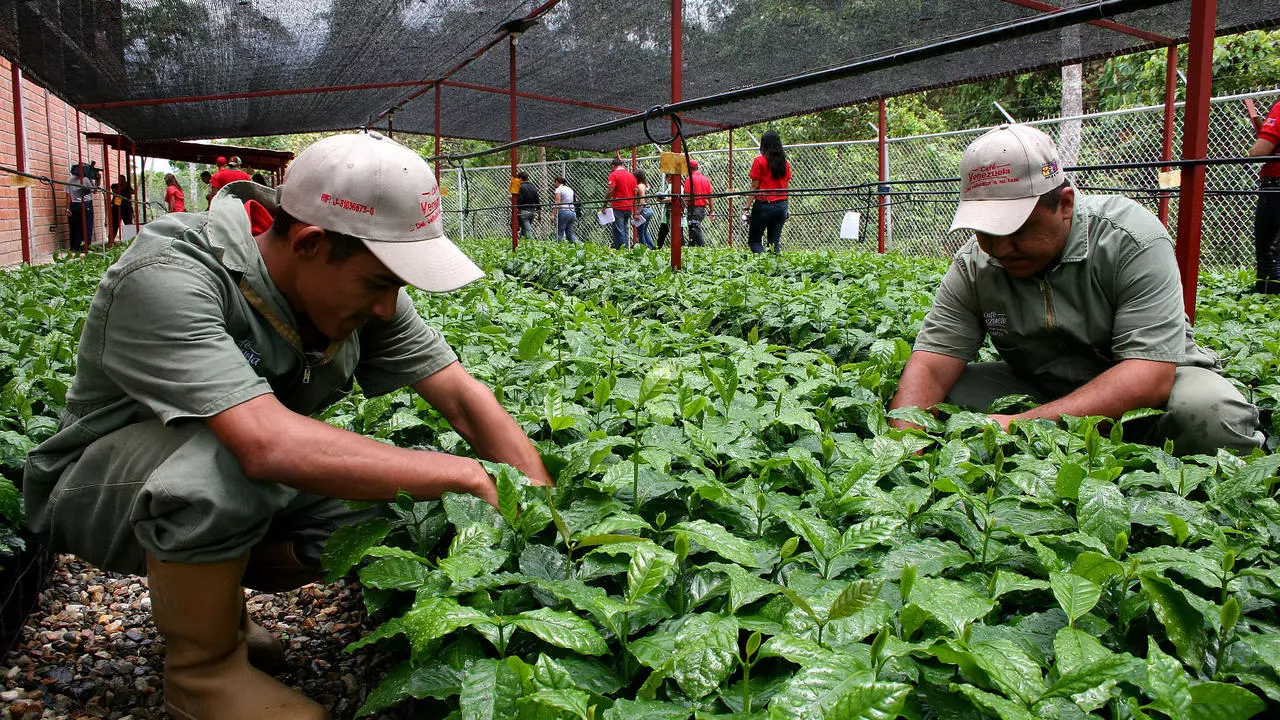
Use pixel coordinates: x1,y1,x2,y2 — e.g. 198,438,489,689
914,194,1218,398
26,183,457,490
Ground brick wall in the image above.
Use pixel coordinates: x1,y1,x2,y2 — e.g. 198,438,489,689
0,57,130,266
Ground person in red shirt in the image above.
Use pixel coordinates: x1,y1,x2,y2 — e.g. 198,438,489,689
1248,100,1280,293
163,173,186,213
606,158,637,250
682,160,714,247
745,130,792,254
210,155,253,195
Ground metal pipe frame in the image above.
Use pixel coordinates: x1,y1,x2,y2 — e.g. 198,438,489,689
997,0,1174,44
1158,45,1178,225
12,63,30,263
435,0,1178,163
438,79,729,130
877,98,888,254
727,130,735,248
510,36,519,252
434,83,442,181
1174,0,1215,323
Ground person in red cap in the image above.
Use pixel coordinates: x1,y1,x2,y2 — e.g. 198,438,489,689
210,155,253,195
682,159,714,247
24,131,553,719
1248,99,1280,293
888,124,1261,456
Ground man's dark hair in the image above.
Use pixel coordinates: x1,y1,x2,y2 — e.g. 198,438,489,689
1037,180,1070,211
611,158,624,167
517,171,529,181
270,206,369,264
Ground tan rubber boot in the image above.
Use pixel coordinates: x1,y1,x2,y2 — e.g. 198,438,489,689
242,599,286,675
146,553,328,720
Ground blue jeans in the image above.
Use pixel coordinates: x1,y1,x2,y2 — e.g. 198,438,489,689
518,210,536,239
611,210,632,249
557,210,577,242
637,208,655,249
748,200,788,254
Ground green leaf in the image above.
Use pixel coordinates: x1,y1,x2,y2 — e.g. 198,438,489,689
321,517,392,580
1146,638,1193,720
354,661,412,718
704,562,782,613
1038,654,1142,702
1056,463,1086,501
768,656,896,719
1053,627,1111,675
348,596,490,656
969,639,1044,706
639,365,675,405
511,608,609,655
912,577,996,638
1186,682,1266,720
602,698,691,720
672,519,760,566
1077,478,1130,550
992,571,1050,599
518,325,551,361
828,580,882,622
358,556,433,591
758,633,841,666
495,466,522,530
461,658,523,720
1140,573,1209,671
951,683,1039,720
438,524,508,584
1049,572,1101,625
626,541,677,604
525,688,594,720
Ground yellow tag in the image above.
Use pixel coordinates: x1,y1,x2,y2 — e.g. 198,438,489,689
5,174,38,188
659,152,688,176
439,185,450,197
1158,169,1181,189
508,177,523,194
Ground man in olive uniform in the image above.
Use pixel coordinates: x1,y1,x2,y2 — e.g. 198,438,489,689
24,132,552,719
889,124,1263,455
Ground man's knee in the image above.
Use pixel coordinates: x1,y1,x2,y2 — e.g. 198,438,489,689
1158,367,1264,455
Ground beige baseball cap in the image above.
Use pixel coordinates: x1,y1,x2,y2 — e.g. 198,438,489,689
949,124,1066,236
278,131,483,293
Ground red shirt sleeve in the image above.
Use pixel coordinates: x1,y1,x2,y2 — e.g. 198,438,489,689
1261,102,1280,145
749,155,765,181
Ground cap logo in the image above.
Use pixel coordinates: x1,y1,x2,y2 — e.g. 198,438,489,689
1041,160,1060,178
412,189,441,231
319,192,375,216
965,161,1018,192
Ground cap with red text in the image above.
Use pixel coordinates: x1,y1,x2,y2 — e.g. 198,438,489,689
949,124,1066,236
278,131,483,293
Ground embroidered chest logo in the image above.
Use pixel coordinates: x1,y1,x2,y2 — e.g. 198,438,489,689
239,339,262,367
983,311,1009,337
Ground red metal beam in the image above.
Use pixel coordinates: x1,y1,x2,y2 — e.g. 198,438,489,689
1174,0,1215,323
997,0,1174,45
12,64,30,264
102,138,111,246
77,78,433,111
669,0,684,271
877,98,888,254
439,79,730,130
372,0,563,125
510,36,519,252
1158,45,1177,226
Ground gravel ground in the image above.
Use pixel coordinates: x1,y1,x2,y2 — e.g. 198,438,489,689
2,555,414,719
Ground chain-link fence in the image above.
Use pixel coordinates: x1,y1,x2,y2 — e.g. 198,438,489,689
440,88,1279,266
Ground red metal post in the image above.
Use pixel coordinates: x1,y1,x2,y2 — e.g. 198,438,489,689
75,110,87,251
11,63,30,264
727,130,734,248
140,157,148,223
1174,0,1216,323
877,98,888,254
434,83,442,181
509,36,519,252
1158,45,1178,226
102,138,111,246
669,0,684,271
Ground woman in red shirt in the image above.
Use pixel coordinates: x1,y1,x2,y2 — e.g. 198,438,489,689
745,130,791,254
164,173,186,213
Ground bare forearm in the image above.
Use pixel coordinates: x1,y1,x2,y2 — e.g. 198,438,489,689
452,385,553,485
1015,359,1174,423
888,351,968,430
236,410,491,503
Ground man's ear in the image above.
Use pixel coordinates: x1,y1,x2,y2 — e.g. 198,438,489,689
288,224,327,259
1058,186,1075,220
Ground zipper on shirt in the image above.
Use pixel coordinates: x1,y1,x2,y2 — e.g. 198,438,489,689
302,364,311,384
1037,279,1056,330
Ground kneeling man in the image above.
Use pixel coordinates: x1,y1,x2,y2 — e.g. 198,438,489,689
889,124,1263,456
